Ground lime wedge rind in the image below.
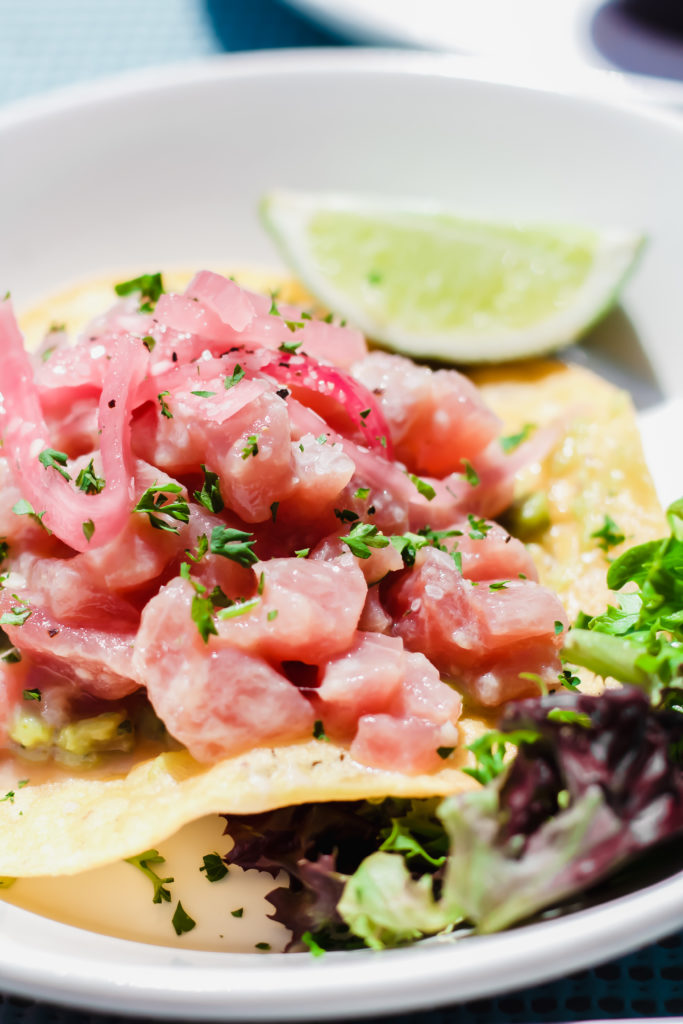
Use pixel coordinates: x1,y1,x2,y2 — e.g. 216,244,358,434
260,190,645,364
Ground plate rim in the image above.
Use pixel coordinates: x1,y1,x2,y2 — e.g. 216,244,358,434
1,47,683,1019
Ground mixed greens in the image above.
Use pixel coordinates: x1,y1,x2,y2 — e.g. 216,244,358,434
226,499,683,952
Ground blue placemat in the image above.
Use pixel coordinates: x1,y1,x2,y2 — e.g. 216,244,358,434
0,2,681,1020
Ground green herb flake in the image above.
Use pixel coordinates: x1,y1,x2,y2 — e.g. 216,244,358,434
124,848,174,904
489,581,508,591
0,598,31,627
217,598,261,621
267,609,278,622
142,335,156,352
313,720,329,742
255,942,271,951
38,448,71,482
295,548,310,558
406,473,436,502
172,901,196,936
354,487,370,501
210,526,258,566
199,853,228,882
467,514,492,541
462,728,540,785
225,364,245,390
558,669,581,691
193,465,224,514
134,483,190,534
241,434,260,460
157,391,173,418
547,707,592,728
82,519,95,543
0,790,14,804
75,459,105,495
283,322,304,336
22,688,41,701
114,272,165,313
500,423,535,454
340,521,390,559
334,508,359,524
461,459,480,487
231,907,244,918
436,746,455,760
190,390,217,398
591,514,625,552
554,620,564,635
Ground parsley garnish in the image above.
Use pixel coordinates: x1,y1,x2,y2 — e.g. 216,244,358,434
268,293,280,316
82,519,95,543
225,364,245,390
354,487,370,501
114,272,165,313
467,514,492,540
172,902,196,936
461,459,480,487
142,335,156,352
157,391,173,418
241,434,260,460
22,688,41,701
217,598,261,620
406,473,436,502
38,448,70,482
295,548,310,558
255,942,271,951
267,609,278,622
125,849,173,903
340,522,390,559
134,483,190,534
190,390,217,398
590,514,625,552
558,669,580,691
185,534,209,563
489,581,508,591
180,563,217,643
334,508,359,524
193,465,224,514
313,720,329,741
436,746,455,759
554,620,564,635
500,423,535,454
231,907,244,918
210,526,258,566
0,598,31,627
12,500,49,532
200,853,228,882
75,459,105,495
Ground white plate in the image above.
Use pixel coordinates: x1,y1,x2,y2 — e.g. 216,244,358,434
285,0,683,104
0,48,683,1019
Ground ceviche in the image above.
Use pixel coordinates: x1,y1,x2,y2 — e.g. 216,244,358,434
0,267,678,953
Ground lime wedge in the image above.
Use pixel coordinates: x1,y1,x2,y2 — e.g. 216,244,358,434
261,191,644,363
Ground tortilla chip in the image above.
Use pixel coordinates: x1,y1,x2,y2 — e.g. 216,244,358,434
0,275,662,878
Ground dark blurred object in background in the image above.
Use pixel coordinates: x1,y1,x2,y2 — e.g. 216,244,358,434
592,0,683,79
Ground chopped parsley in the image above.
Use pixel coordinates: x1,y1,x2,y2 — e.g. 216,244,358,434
82,519,95,543
295,548,310,558
0,598,31,627
157,391,173,418
12,499,49,532
142,335,156,352
301,931,325,957
38,448,70,482
193,465,224,514
210,526,258,566
334,508,359,524
313,720,329,742
406,473,436,502
217,598,261,620
267,609,279,622
180,563,217,643
590,514,625,552
75,459,105,495
558,669,581,691
500,422,535,454
241,434,260,460
488,581,508,591
172,902,196,936
461,459,480,487
554,620,565,635
255,942,271,951
340,522,390,559
354,487,370,501
186,534,209,563
231,907,244,918
436,746,455,760
200,853,228,882
190,390,217,398
22,688,41,701
125,849,174,904
225,364,245,390
114,272,165,313
134,483,190,534
467,514,492,540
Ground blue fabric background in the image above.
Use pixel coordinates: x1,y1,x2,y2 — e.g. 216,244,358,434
0,1,681,1021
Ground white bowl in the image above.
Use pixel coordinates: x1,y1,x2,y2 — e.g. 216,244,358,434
0,49,682,1020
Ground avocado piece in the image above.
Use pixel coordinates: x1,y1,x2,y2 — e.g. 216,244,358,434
9,711,53,751
57,711,134,757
